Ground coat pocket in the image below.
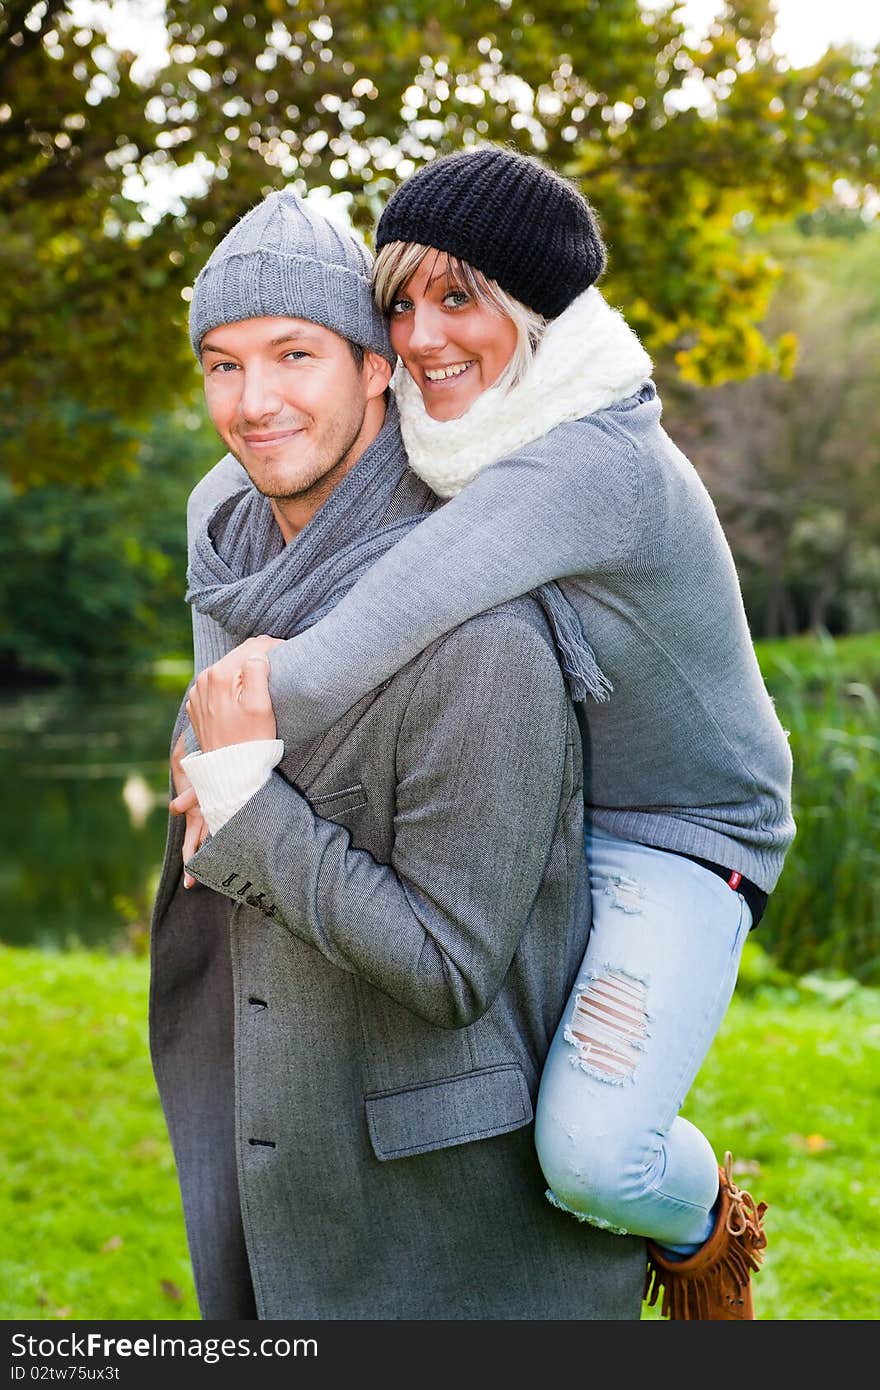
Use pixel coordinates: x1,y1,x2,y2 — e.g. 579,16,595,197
308,782,368,817
364,1063,533,1162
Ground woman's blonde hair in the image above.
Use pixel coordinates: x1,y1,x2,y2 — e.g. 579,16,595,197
372,241,547,391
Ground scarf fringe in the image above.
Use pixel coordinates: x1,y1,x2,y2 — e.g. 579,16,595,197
535,583,613,704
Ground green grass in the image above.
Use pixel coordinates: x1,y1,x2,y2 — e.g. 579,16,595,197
2,940,879,1321
754,630,880,689
671,940,880,1321
1,946,197,1321
754,630,880,983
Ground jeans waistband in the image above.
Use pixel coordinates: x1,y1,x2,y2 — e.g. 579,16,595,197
668,849,768,929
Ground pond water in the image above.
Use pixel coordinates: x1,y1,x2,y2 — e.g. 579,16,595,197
1,680,189,951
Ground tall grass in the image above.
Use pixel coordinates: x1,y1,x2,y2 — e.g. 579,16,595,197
755,631,880,983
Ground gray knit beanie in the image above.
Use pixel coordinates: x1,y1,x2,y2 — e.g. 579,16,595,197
188,189,394,364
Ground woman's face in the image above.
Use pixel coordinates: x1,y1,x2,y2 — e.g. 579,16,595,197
389,252,518,421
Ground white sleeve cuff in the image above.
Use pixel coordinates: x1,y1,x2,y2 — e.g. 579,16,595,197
181,739,284,836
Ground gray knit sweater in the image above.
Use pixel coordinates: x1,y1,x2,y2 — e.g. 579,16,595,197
188,381,794,893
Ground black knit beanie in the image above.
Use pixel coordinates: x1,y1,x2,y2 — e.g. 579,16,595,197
375,146,606,319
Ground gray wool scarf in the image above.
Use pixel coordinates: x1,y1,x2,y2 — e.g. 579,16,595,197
186,402,610,703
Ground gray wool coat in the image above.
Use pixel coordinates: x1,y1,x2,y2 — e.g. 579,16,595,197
150,593,645,1321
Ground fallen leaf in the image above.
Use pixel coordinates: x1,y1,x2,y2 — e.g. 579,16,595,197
789,1131,834,1154
806,1133,832,1153
101,1235,123,1253
160,1279,184,1303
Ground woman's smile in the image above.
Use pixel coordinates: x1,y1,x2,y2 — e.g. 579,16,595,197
423,360,475,382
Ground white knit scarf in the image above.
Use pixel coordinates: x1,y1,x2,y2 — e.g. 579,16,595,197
392,286,653,498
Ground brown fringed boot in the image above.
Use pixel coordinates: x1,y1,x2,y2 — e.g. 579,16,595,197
643,1151,768,1320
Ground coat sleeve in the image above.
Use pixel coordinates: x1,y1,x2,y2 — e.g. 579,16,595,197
186,611,574,1029
264,417,639,747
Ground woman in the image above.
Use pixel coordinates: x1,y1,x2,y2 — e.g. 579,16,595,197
184,147,793,1319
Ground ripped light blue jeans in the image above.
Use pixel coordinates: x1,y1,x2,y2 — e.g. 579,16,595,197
534,828,751,1252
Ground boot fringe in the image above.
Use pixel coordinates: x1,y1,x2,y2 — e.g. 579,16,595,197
644,1231,766,1320
643,1154,769,1320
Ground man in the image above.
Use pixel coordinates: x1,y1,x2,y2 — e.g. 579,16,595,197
150,189,645,1319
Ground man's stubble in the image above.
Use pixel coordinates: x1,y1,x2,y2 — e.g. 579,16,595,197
233,395,370,515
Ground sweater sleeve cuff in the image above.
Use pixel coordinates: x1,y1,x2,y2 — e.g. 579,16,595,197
181,739,284,835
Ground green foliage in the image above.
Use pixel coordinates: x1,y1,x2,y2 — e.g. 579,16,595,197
0,0,203,486
756,631,880,983
2,0,878,485
2,940,878,1320
0,407,217,680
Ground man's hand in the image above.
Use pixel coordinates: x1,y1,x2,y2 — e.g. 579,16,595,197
186,644,278,752
170,732,208,889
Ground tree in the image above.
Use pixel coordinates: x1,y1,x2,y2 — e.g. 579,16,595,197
0,407,216,680
2,0,878,486
680,222,880,637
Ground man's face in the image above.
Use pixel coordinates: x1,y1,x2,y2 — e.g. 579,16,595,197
200,317,390,505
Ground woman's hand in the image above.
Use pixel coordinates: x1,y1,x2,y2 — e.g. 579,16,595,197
170,732,208,889
203,634,283,687
185,644,278,752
